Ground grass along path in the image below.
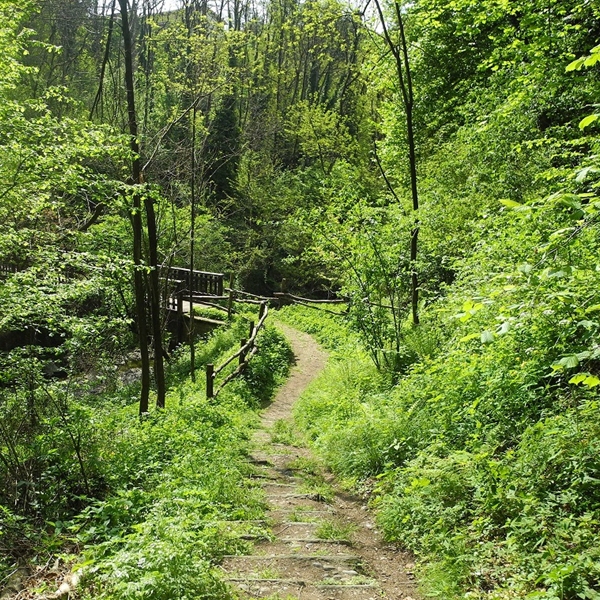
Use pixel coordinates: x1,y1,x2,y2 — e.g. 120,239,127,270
222,322,419,600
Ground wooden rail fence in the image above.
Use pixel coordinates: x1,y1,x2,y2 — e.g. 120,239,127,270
205,301,269,400
165,269,230,317
2,261,345,395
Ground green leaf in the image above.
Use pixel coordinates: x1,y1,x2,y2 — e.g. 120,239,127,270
585,304,600,314
480,330,494,344
410,477,431,488
549,227,576,241
569,373,587,385
499,199,522,208
566,57,586,72
518,263,533,275
555,195,582,210
497,321,510,335
558,355,580,369
460,333,480,342
576,166,600,183
583,375,600,388
579,114,599,130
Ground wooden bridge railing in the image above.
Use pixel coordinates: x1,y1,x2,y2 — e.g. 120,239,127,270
165,279,185,315
168,267,224,296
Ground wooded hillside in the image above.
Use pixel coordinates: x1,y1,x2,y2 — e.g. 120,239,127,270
1,0,599,598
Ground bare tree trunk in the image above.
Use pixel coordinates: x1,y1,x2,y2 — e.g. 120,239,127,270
119,0,151,414
189,102,197,382
373,0,420,325
90,0,116,121
145,193,166,409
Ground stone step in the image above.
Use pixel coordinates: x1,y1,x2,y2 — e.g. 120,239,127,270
222,553,359,561
271,521,319,538
247,471,281,481
268,508,334,523
261,482,298,491
221,553,363,584
253,470,301,485
248,452,296,463
240,520,320,541
204,519,268,525
246,539,353,556
227,578,380,600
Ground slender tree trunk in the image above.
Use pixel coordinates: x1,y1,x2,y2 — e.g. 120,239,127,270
119,0,151,414
90,0,116,121
397,5,420,326
189,103,197,382
406,108,419,326
184,4,198,382
373,0,420,325
138,3,166,408
145,194,166,409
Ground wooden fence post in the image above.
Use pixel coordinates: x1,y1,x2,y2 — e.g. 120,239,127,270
174,283,183,343
206,364,214,399
227,273,234,319
248,320,255,340
239,339,247,365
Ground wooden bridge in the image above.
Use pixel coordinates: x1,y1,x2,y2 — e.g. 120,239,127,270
164,267,230,343
1,260,346,391
1,261,346,346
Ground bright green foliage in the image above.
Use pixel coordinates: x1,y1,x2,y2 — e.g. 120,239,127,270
284,165,600,598
1,0,600,596
0,300,292,595
280,134,600,593
73,320,291,599
0,283,277,591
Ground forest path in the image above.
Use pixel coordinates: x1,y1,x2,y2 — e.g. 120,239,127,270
221,322,419,600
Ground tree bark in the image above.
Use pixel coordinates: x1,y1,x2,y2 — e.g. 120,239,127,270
189,102,197,382
145,191,166,409
373,0,420,325
119,0,151,414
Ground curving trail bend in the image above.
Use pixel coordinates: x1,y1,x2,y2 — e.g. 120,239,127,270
222,321,420,600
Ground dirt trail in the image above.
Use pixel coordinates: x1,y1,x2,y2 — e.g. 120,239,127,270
222,322,419,600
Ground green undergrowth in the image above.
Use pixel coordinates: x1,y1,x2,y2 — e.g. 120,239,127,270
276,305,354,355
276,306,386,479
278,227,600,600
192,304,229,322
12,312,292,600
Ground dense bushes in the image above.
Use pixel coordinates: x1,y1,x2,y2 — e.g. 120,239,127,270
275,9,600,593
0,313,292,598
280,183,600,598
75,318,291,599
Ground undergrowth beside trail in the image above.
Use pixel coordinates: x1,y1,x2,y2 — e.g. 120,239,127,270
278,297,600,600
2,313,292,599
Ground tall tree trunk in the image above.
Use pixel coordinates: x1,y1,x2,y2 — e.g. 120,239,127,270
90,0,116,121
189,103,197,382
373,0,420,325
145,194,166,409
119,0,151,413
135,0,166,409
